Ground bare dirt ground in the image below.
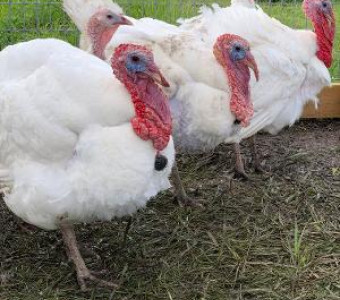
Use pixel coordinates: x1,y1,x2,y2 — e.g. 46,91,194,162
0,120,339,300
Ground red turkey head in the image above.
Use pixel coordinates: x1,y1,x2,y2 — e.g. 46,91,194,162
112,44,169,87
111,44,172,152
87,9,132,60
213,34,259,127
303,0,335,67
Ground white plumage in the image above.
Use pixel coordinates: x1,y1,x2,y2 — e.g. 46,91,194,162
179,1,332,140
0,38,175,288
63,0,244,153
63,0,262,202
0,38,174,230
6,124,174,230
113,32,244,152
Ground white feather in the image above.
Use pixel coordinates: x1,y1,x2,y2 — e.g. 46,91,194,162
0,38,175,230
179,4,331,140
231,0,257,9
63,0,240,153
5,125,174,230
111,25,242,151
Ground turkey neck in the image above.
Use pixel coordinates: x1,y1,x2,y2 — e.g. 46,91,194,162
223,61,253,127
313,15,335,68
112,66,172,152
304,2,335,68
88,23,120,60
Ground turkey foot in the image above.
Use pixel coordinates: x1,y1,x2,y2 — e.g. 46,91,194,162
250,135,268,174
233,143,249,180
59,217,118,291
254,161,266,174
17,221,37,233
171,161,203,207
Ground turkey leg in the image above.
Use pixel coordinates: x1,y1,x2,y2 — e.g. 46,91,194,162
59,217,118,291
250,135,264,173
172,161,202,207
233,143,249,180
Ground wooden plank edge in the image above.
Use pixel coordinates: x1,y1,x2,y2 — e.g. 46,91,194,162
302,83,340,119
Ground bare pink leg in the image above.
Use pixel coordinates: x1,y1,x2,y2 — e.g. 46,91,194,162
172,161,202,207
233,143,249,180
59,217,118,291
250,135,265,173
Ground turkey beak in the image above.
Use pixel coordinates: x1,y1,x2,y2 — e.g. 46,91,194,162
145,64,170,87
119,15,133,26
245,52,259,82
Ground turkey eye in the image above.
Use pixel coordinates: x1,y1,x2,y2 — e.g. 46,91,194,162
235,46,241,52
107,14,113,19
131,55,140,63
322,2,328,8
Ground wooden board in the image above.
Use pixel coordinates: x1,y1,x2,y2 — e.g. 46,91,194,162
302,83,340,119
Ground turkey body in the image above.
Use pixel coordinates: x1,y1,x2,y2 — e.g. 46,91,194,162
62,0,259,204
179,3,332,140
0,38,175,230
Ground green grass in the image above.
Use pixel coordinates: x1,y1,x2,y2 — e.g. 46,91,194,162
0,0,339,79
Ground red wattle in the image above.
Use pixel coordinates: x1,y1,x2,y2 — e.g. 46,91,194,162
227,64,254,127
112,44,172,152
213,35,255,127
303,1,335,68
314,17,334,68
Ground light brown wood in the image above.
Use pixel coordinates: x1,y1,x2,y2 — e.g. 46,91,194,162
302,83,340,119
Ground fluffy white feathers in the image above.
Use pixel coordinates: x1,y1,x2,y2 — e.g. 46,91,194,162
5,125,174,230
0,38,175,230
179,4,331,139
63,0,240,152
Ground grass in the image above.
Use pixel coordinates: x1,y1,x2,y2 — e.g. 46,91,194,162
0,0,339,79
0,120,339,299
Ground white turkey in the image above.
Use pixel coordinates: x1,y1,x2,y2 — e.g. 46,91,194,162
62,0,132,59
179,0,335,176
0,39,174,290
63,0,259,204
